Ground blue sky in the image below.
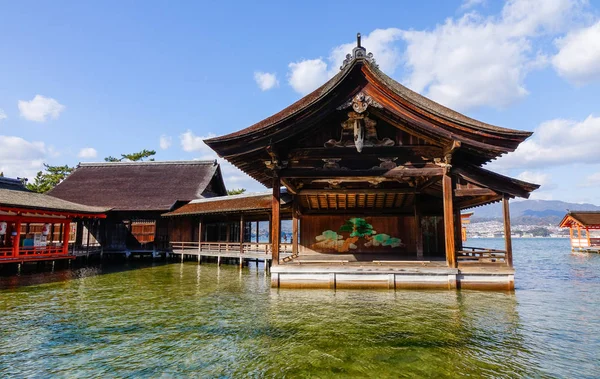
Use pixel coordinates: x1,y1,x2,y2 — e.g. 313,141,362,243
1,0,600,203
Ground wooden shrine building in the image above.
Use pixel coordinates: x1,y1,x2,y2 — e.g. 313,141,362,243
0,177,107,264
164,191,293,263
559,211,600,253
170,34,539,290
49,160,227,256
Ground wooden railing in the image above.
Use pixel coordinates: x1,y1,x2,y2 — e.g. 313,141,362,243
0,245,70,260
457,247,507,264
0,247,14,259
169,242,293,255
571,238,600,248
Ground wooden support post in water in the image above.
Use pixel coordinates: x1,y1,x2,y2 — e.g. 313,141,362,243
569,227,574,251
272,176,281,265
292,200,299,257
503,195,513,267
256,221,259,243
62,221,70,255
414,196,423,259
13,221,22,259
442,173,456,268
586,227,591,248
198,218,203,264
239,213,245,268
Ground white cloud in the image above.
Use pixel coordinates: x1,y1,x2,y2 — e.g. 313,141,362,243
285,0,586,110
491,114,600,170
0,135,48,179
401,0,585,111
581,172,600,188
288,59,329,95
553,20,600,84
179,130,216,154
18,95,65,122
254,71,279,91
0,109,6,121
77,147,97,159
517,171,551,186
159,135,172,150
287,29,405,95
461,0,486,10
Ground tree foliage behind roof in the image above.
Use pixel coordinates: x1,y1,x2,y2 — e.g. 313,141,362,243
104,149,156,162
26,164,75,193
227,188,246,196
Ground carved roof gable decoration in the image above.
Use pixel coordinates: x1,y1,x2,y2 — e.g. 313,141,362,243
340,33,378,70
327,92,393,152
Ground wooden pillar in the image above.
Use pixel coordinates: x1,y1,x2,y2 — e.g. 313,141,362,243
414,196,423,259
586,227,591,247
569,227,574,249
272,176,281,265
239,213,244,255
502,196,513,267
226,223,231,243
198,218,203,243
12,221,22,258
62,221,71,255
292,200,299,256
442,173,456,268
255,221,259,243
86,220,91,255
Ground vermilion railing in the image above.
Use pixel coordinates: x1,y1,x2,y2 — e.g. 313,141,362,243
0,246,70,260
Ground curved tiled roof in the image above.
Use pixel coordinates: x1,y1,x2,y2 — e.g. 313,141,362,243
205,58,531,147
559,211,600,228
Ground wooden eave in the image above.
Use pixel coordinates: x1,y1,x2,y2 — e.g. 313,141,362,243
205,59,532,165
559,212,600,229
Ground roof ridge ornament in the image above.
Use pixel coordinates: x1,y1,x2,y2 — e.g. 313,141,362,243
340,33,379,70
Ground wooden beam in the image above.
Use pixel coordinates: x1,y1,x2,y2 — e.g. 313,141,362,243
384,165,444,178
280,177,298,195
287,146,444,160
417,176,442,191
454,188,498,197
297,188,416,196
442,173,456,268
272,176,281,265
456,195,503,210
503,196,513,267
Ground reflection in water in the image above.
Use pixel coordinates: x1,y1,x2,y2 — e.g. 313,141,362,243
0,239,599,377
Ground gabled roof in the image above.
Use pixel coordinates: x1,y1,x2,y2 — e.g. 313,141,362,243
559,211,600,228
49,161,226,212
205,40,532,164
163,190,292,216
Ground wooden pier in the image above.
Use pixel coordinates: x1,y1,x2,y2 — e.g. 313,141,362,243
168,241,293,266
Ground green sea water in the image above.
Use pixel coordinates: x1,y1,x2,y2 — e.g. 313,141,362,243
1,238,599,378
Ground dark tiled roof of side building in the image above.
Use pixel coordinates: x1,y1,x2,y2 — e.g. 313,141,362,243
163,191,292,216
48,161,227,212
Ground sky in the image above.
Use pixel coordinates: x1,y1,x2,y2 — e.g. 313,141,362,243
1,0,600,203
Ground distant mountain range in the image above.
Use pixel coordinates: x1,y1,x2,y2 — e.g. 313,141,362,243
470,200,600,225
